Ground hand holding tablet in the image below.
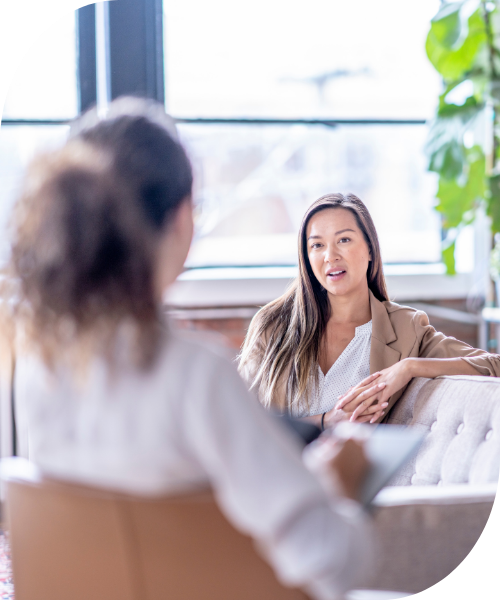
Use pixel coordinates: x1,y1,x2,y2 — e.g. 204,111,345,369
304,422,425,507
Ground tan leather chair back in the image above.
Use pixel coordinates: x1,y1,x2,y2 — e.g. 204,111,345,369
2,459,308,600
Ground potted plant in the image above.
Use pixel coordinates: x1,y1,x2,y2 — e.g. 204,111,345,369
426,0,500,277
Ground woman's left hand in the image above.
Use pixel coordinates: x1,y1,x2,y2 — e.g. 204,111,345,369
336,359,414,423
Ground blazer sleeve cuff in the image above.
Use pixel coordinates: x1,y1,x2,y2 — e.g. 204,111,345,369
460,356,496,377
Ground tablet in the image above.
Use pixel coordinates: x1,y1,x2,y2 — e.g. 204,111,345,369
277,416,425,508
332,421,425,507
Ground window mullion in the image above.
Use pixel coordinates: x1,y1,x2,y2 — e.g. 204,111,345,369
76,4,97,114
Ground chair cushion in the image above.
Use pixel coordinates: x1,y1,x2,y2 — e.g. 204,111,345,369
386,376,500,486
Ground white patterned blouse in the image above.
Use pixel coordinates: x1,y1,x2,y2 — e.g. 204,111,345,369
292,320,373,418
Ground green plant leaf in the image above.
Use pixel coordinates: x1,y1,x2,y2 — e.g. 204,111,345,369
426,2,500,275
426,117,465,177
435,145,486,228
426,8,487,81
429,139,466,179
426,99,483,179
430,2,464,48
489,79,500,104
442,240,457,275
495,134,500,162
437,93,481,117
470,71,488,100
488,173,500,232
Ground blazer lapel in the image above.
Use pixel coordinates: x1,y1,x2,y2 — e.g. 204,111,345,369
369,291,401,373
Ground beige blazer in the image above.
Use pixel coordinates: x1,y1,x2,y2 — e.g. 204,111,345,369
243,290,500,420
369,291,500,421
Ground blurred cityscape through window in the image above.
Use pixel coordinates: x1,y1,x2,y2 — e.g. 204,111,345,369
165,0,443,268
180,123,441,267
164,0,440,120
0,2,448,271
0,125,70,263
2,12,77,120
0,11,76,265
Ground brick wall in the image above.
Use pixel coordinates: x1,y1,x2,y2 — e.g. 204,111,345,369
171,298,480,355
418,299,478,348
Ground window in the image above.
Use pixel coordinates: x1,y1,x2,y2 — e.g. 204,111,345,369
180,122,440,267
0,1,457,272
164,0,443,267
0,13,77,264
164,0,439,120
0,125,70,261
2,12,78,120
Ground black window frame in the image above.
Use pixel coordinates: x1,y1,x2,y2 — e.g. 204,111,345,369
2,0,428,129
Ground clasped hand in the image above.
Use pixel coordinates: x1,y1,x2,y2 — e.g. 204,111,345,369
324,359,413,426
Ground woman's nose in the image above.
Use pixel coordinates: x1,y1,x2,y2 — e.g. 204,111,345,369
324,245,340,263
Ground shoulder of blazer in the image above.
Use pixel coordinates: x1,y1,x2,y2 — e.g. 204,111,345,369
383,300,418,315
383,301,429,332
382,300,425,336
380,300,431,354
369,291,428,349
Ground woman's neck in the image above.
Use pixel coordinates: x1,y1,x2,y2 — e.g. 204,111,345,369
327,286,371,325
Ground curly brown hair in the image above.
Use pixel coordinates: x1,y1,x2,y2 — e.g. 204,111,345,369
2,98,193,371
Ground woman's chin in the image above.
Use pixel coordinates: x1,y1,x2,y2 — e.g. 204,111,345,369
325,284,351,297
324,280,365,298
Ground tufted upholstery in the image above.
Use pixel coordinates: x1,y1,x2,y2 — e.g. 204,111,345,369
362,375,500,593
385,376,500,486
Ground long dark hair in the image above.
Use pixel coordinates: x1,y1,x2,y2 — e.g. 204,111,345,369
239,193,388,412
2,97,193,370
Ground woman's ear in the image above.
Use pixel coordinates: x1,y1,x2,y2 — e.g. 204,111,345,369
154,196,194,298
174,196,194,242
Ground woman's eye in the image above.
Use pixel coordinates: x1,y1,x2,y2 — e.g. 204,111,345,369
310,243,322,249
339,237,351,244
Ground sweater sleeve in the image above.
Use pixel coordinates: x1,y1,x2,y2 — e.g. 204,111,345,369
413,310,500,376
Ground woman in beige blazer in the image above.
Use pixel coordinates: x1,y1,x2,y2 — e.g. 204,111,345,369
239,193,500,428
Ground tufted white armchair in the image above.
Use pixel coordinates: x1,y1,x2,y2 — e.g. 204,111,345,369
363,376,500,594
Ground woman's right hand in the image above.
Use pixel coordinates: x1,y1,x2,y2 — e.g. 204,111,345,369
323,372,388,427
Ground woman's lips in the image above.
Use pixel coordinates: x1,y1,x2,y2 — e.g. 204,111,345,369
326,270,346,282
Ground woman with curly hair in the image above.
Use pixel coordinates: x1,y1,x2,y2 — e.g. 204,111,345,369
3,99,373,600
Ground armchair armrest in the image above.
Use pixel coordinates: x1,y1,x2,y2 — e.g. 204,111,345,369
360,484,497,594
